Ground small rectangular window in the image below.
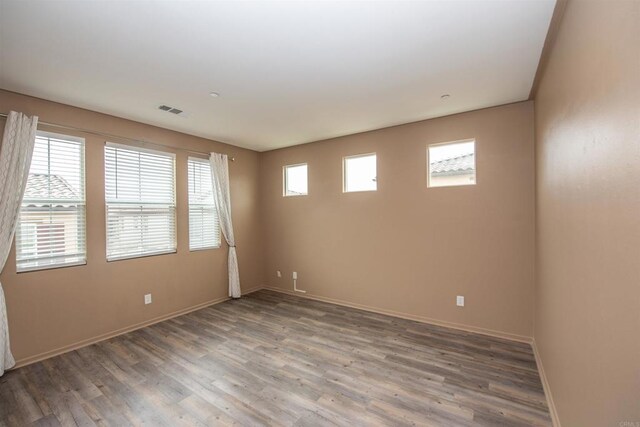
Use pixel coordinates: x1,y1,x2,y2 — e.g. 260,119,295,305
428,139,476,188
16,131,86,272
344,153,377,192
105,143,176,261
188,157,220,250
283,163,308,196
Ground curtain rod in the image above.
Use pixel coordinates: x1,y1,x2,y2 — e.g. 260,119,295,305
0,112,235,161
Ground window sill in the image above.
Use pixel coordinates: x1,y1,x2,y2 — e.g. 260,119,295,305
17,260,87,274
107,250,177,262
427,182,477,189
343,189,377,193
189,245,222,252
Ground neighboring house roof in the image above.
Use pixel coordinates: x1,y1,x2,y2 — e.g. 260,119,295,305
430,153,475,177
23,173,79,200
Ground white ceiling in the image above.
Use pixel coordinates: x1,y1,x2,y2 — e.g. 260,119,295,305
0,0,555,152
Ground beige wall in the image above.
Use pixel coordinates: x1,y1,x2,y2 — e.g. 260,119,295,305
260,102,536,339
0,90,264,364
533,0,640,426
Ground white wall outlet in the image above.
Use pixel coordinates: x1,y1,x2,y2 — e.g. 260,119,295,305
276,270,282,278
292,271,298,280
144,294,152,305
456,295,465,307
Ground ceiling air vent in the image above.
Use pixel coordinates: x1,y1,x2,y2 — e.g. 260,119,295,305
158,105,186,116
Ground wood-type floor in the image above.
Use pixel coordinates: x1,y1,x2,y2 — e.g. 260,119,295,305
0,290,551,426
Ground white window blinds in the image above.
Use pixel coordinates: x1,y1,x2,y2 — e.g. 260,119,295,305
16,132,86,272
188,157,220,250
105,143,176,261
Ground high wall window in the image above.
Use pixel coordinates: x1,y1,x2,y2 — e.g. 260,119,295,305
105,143,176,261
283,163,308,196
188,157,220,250
343,153,377,192
16,132,86,272
428,139,476,188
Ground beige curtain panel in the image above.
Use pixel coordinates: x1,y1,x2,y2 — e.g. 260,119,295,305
209,153,241,298
0,111,38,376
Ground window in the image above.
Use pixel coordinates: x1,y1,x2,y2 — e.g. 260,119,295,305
105,143,176,261
428,139,476,188
188,157,220,250
343,153,377,192
283,163,308,196
16,132,86,272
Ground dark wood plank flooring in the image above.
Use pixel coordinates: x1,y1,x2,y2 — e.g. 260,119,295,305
0,290,551,426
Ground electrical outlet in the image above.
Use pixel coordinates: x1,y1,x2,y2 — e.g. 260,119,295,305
276,270,282,278
456,296,465,307
144,294,152,305
292,271,298,280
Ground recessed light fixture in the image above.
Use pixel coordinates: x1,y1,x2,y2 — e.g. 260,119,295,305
209,91,220,98
441,94,450,100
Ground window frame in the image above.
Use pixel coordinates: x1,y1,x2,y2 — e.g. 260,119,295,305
427,138,477,188
16,130,87,273
282,163,309,197
187,156,220,251
104,142,177,262
343,152,377,193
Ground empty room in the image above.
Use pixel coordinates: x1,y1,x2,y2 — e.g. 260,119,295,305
0,0,638,426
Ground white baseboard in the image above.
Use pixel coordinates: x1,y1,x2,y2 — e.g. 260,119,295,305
261,286,533,344
12,285,263,369
531,338,561,427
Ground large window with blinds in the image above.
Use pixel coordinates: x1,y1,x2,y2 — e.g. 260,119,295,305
104,143,176,261
16,132,86,272
187,157,220,250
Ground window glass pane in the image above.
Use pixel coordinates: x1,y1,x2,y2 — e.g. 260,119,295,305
344,154,376,192
284,164,308,196
16,132,86,271
428,140,476,188
188,157,220,250
105,143,176,261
